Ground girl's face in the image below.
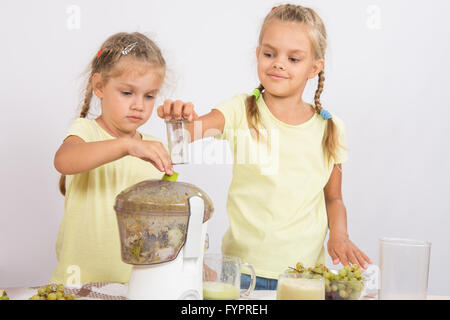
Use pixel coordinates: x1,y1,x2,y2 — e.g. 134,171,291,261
257,21,324,98
93,57,164,136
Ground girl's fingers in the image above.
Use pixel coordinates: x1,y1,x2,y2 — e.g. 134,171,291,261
172,100,185,120
328,248,340,265
354,251,368,270
337,250,349,267
163,99,173,120
182,102,194,121
152,143,173,175
156,104,165,119
148,158,164,173
347,250,361,269
360,250,373,265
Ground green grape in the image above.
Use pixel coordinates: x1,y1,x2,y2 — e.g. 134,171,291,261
57,297,66,300
337,283,346,291
325,279,330,287
339,290,348,298
344,265,351,272
313,267,323,274
56,284,65,293
46,285,54,293
30,295,40,300
40,296,46,300
331,284,338,292
342,276,349,281
56,291,64,299
338,269,346,277
47,293,57,300
354,270,362,278
38,287,46,296
296,262,304,270
351,264,359,271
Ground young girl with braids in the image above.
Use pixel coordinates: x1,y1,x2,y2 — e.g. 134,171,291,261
50,32,196,284
159,4,372,289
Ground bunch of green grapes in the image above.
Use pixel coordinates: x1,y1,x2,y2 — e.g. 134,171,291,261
325,264,365,300
289,262,365,300
0,290,9,300
29,284,76,300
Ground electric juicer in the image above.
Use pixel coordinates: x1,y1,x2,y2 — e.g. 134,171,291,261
114,179,213,300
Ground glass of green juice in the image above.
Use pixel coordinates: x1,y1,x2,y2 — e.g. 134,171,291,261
202,253,256,300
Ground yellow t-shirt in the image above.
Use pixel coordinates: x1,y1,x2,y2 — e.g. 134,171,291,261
213,94,348,279
50,118,164,285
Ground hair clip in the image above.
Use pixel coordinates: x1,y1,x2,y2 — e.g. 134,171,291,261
97,49,102,57
122,42,138,55
272,6,278,11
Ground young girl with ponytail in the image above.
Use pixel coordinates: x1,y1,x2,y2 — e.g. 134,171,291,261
51,32,195,285
159,4,372,290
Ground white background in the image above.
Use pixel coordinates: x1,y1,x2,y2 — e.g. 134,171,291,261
0,0,449,295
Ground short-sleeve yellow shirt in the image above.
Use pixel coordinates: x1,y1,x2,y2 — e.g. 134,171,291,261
50,118,164,285
213,94,348,279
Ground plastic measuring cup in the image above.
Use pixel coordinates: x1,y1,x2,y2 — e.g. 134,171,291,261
378,237,431,300
165,119,190,164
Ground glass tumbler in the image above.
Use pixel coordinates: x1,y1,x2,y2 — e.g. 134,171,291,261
202,254,256,300
165,119,190,164
378,237,431,300
277,273,325,300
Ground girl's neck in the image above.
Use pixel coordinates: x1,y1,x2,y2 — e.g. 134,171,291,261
96,116,139,140
263,91,315,125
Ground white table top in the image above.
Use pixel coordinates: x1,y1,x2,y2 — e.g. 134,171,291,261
3,283,450,300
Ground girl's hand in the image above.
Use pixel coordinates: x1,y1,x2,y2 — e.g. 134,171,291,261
126,138,174,175
327,233,373,270
203,263,218,282
157,99,199,122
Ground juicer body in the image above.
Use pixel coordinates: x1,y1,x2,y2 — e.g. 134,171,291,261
127,196,207,300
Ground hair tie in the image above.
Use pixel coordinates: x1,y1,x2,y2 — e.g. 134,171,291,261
320,109,333,120
252,88,261,100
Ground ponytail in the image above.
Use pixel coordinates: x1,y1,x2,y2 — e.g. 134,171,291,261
245,84,265,141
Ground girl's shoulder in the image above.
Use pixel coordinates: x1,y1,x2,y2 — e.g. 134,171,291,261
65,118,100,142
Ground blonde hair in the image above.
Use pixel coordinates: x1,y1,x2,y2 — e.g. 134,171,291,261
59,32,166,195
247,4,343,164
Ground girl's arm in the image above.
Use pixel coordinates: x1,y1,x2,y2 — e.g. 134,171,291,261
54,135,173,175
324,164,373,269
157,100,225,141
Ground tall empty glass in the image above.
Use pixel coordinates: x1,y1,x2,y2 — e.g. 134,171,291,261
379,238,431,300
165,119,190,164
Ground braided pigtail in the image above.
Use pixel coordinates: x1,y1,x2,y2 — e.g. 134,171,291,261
58,72,96,196
313,71,342,166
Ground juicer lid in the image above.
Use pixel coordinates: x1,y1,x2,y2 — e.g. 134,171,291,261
114,179,213,223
